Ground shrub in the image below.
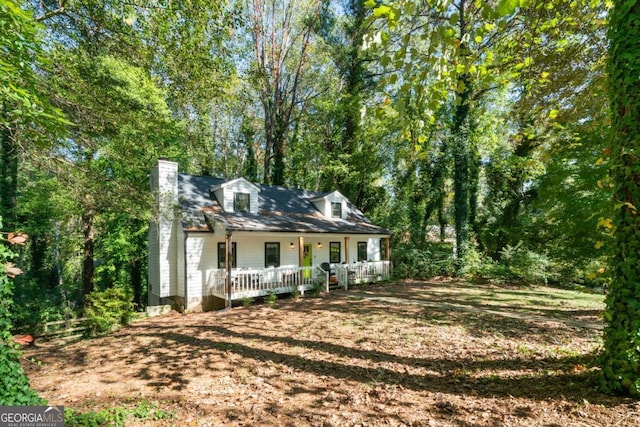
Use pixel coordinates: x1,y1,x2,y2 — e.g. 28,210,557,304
500,242,555,284
264,290,277,306
85,287,133,335
309,281,324,297
392,243,455,279
240,297,254,307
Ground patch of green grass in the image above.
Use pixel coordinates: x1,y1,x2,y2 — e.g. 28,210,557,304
405,280,605,313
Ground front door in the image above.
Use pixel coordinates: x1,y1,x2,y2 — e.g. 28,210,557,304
303,244,312,278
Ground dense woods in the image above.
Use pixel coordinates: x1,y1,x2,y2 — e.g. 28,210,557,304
2,0,639,397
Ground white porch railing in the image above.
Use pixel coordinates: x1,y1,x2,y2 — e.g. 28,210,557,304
207,261,391,302
334,260,392,289
207,265,325,301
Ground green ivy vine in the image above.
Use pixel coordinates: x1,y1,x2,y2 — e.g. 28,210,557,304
0,219,45,405
599,0,640,397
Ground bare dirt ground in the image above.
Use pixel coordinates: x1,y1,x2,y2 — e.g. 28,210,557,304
24,279,640,426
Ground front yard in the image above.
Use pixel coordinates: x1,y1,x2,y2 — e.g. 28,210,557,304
24,279,639,426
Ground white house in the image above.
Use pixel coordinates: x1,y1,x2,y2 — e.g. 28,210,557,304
148,159,392,311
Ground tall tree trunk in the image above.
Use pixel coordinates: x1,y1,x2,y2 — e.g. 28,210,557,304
81,196,95,302
452,73,472,263
600,0,640,397
0,125,18,230
452,1,473,265
131,258,142,308
30,234,49,287
468,139,480,242
241,116,258,182
272,122,286,185
438,195,447,243
328,0,366,202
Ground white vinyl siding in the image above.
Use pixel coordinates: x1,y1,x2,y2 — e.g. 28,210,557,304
150,160,179,298
214,178,259,213
311,191,348,219
180,232,388,302
185,234,217,302
147,223,159,296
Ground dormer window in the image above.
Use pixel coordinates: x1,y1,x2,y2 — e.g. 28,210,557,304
234,192,250,212
331,202,342,218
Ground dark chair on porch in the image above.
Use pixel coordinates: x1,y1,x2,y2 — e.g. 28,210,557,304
319,262,338,285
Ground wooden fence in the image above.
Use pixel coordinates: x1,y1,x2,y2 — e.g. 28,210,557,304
35,317,90,346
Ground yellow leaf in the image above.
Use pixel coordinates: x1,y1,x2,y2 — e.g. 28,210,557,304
595,241,604,249
549,109,559,119
624,202,638,213
597,217,613,229
541,71,550,79
595,157,604,166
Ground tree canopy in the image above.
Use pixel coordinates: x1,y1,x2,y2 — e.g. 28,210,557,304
3,0,639,399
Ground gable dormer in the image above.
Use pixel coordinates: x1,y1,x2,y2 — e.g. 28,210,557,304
310,191,348,220
210,178,260,214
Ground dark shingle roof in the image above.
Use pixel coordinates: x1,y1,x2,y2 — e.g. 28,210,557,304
178,174,390,235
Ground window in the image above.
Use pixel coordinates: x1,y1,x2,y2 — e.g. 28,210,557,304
265,242,280,267
217,242,237,269
331,202,342,218
234,192,250,212
330,241,341,264
357,242,367,261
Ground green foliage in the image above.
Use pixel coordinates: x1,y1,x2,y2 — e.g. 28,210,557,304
264,290,277,306
391,243,455,279
0,344,46,405
309,281,324,298
241,296,254,307
392,239,554,285
84,287,133,335
0,218,44,405
599,0,640,397
65,400,174,426
0,0,69,139
499,243,554,285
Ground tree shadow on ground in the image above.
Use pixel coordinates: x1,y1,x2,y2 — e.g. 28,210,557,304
131,327,618,407
282,295,599,344
26,290,637,427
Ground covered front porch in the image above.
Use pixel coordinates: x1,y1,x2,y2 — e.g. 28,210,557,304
207,260,392,302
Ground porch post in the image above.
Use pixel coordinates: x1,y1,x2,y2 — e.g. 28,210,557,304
298,236,304,292
298,236,304,266
225,230,232,309
344,236,350,263
385,237,391,261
